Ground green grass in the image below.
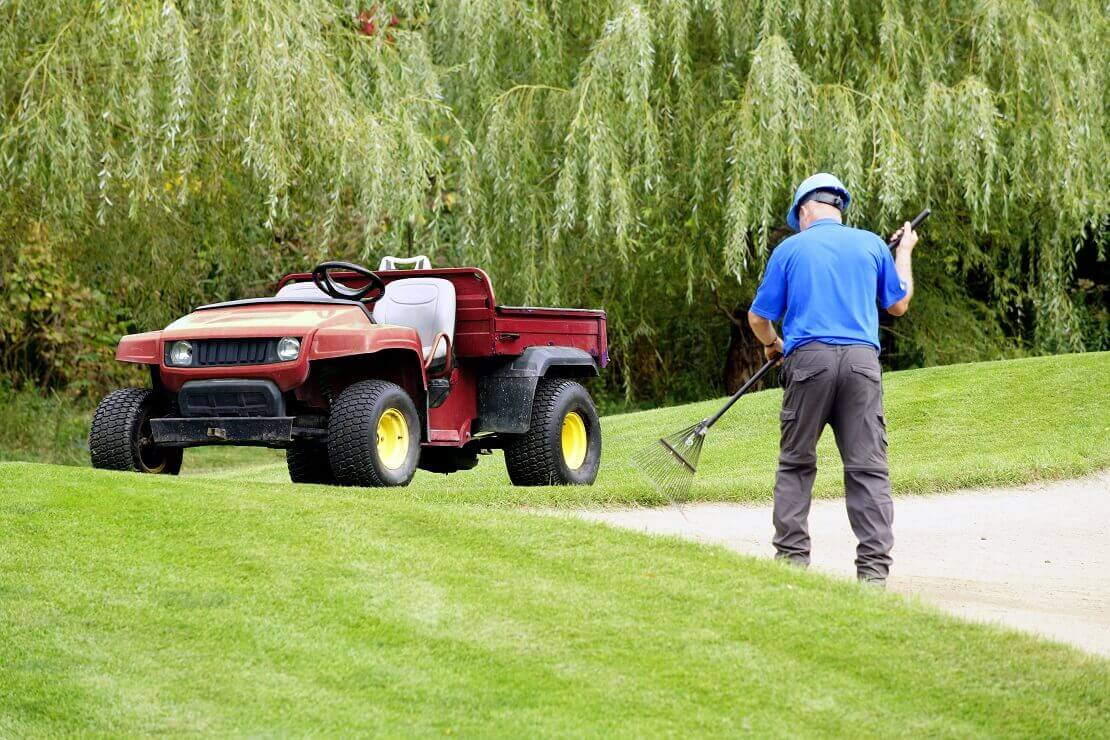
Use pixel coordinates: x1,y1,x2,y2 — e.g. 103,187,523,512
3,354,1107,733
0,387,92,467
3,353,1108,506
198,352,1110,506
1,462,1107,736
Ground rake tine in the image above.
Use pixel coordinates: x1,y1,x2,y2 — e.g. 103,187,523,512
658,438,696,474
631,456,690,520
630,421,709,519
634,358,779,512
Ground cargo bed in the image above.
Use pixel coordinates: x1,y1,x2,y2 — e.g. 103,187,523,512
491,305,608,364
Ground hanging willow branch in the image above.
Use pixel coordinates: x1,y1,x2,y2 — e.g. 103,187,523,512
0,0,1106,398
1,1,446,245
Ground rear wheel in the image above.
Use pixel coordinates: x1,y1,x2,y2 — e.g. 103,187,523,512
286,444,337,485
89,388,183,475
328,380,420,487
504,379,601,486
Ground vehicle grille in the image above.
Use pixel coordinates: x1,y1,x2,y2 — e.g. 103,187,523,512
192,339,278,367
178,380,285,418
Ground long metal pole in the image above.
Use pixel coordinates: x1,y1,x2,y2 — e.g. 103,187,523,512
703,358,778,430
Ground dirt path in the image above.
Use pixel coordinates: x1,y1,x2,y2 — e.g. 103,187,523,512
573,472,1110,657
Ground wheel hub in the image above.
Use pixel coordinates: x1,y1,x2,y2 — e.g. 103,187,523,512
561,411,588,470
137,417,167,473
376,408,409,470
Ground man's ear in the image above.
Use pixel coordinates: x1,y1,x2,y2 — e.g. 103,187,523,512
797,202,810,228
798,201,819,228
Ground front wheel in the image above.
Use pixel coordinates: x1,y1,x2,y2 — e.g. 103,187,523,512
328,380,420,487
89,388,183,474
286,444,338,485
504,379,601,486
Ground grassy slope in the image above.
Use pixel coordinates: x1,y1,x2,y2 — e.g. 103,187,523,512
1,463,1107,736
196,352,1110,506
0,388,91,467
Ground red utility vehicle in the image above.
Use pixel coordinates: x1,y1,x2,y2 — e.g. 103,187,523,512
90,257,608,487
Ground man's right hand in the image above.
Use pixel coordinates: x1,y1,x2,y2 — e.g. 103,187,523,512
891,221,919,252
887,221,917,316
765,337,784,364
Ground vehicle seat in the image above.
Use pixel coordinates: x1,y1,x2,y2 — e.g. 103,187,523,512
274,282,341,301
372,278,456,363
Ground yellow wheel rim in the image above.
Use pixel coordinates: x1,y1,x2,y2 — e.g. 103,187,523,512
561,411,588,470
376,408,409,470
143,458,167,474
138,416,167,473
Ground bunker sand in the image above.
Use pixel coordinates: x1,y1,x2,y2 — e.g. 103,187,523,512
573,472,1110,656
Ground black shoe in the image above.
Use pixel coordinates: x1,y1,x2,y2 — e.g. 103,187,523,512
775,554,809,570
858,576,886,589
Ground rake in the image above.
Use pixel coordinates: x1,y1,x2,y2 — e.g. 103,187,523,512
633,358,778,504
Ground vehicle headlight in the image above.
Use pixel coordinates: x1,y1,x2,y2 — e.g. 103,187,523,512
168,340,193,366
276,337,301,362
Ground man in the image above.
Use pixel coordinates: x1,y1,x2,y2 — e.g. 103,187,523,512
747,173,918,587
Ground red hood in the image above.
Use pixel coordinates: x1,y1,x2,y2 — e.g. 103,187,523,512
116,301,427,393
161,302,370,340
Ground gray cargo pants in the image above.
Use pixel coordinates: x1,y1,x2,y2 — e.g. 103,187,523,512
773,342,893,580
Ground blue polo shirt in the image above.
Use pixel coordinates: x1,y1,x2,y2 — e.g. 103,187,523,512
750,219,907,356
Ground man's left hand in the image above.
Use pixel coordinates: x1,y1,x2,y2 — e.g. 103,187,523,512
765,337,784,364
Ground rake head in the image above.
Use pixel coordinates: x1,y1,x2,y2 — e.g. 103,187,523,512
631,420,708,505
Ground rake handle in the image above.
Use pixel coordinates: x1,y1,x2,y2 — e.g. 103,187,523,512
703,358,778,430
887,208,931,248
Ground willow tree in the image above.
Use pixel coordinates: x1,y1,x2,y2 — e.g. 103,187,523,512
1,1,1106,401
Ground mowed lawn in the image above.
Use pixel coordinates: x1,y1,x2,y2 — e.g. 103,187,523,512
189,352,1110,506
1,463,1108,736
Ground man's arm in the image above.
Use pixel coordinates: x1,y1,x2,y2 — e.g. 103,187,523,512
747,311,783,362
748,248,787,362
886,221,919,316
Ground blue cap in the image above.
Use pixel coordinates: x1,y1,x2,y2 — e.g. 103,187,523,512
786,173,851,232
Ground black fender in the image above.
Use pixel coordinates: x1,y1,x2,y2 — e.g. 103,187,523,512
475,347,598,434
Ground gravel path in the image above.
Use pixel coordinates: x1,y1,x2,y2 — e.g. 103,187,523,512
573,472,1110,656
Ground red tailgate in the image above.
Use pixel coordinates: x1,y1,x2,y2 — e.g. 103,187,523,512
492,306,608,366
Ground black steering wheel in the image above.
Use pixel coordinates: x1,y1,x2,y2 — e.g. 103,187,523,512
311,261,386,302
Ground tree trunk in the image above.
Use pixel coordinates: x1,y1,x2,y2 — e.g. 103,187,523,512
723,306,770,394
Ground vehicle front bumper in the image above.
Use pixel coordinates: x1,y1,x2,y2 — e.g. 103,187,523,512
149,417,326,448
